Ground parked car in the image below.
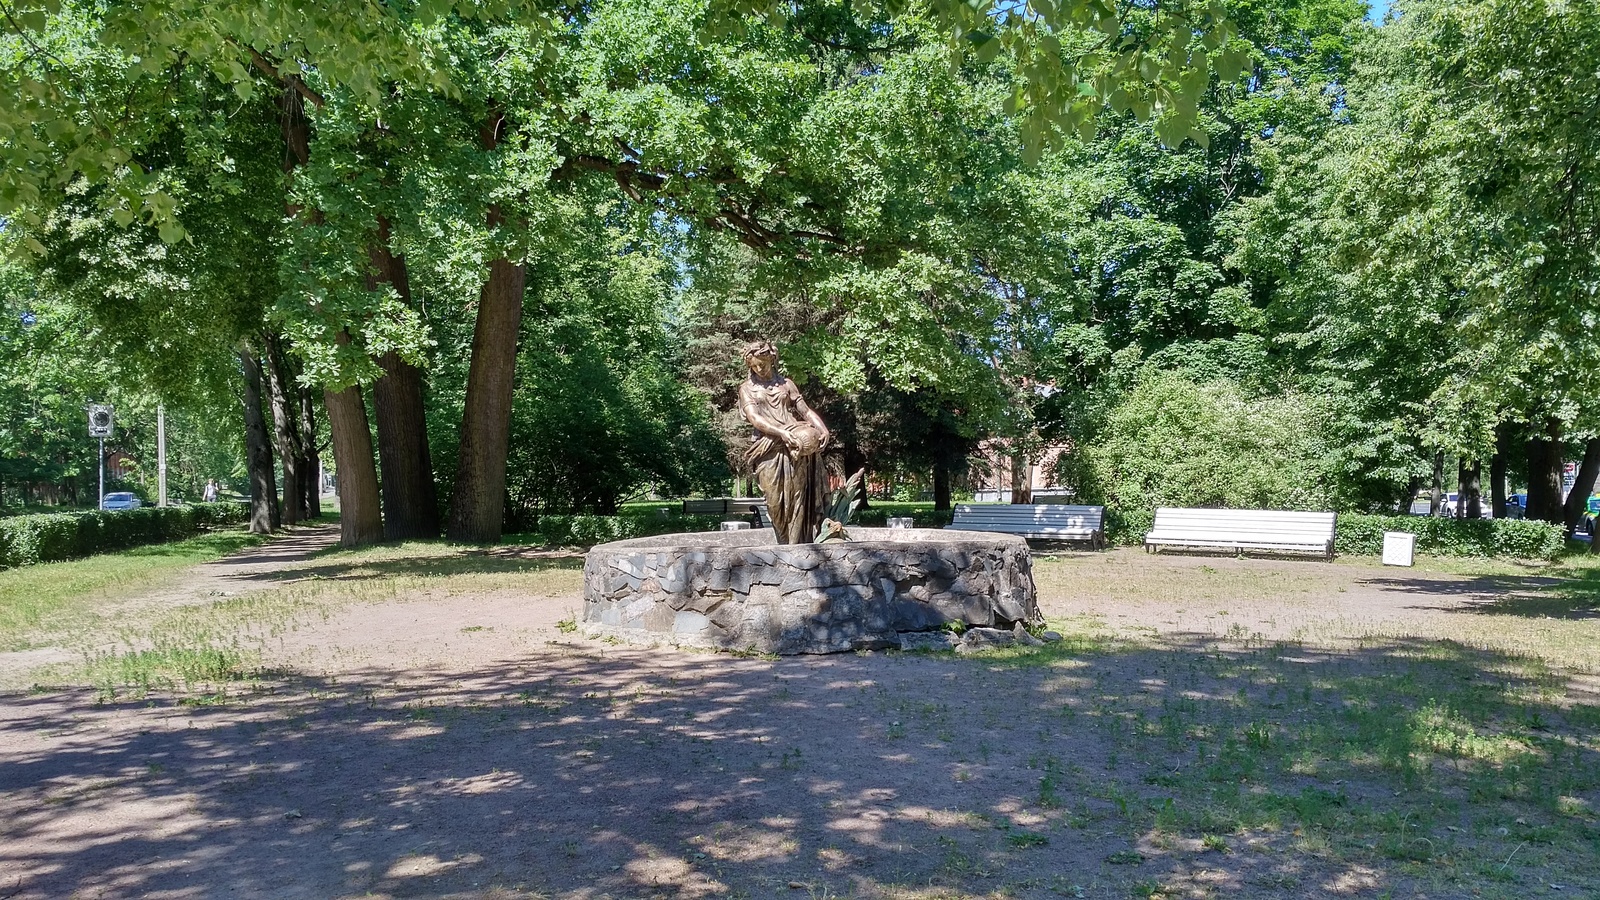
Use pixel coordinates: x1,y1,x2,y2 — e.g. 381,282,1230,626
101,492,142,511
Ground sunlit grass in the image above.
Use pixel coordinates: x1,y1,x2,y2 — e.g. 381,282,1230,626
0,529,263,652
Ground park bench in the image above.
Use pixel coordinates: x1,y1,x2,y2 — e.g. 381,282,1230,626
1143,508,1337,559
683,497,770,527
682,497,765,516
948,503,1107,548
682,499,724,516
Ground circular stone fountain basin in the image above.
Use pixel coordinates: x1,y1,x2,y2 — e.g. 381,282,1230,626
581,527,1038,655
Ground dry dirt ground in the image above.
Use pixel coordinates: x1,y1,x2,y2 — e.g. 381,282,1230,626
2,534,1597,900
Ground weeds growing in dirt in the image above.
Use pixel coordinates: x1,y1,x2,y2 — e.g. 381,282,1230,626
0,530,263,651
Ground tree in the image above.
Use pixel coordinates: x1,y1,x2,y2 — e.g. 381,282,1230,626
2,0,1239,545
1235,0,1600,519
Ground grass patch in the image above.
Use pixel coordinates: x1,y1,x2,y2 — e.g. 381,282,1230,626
0,529,263,651
982,627,1600,897
11,534,586,696
83,646,258,700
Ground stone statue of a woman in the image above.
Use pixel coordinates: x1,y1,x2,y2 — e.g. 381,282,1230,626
738,340,830,544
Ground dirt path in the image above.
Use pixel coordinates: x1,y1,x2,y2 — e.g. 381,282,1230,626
130,524,344,606
0,525,341,688
1,544,1596,899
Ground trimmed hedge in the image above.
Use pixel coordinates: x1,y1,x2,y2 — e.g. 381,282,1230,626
524,513,726,547
526,504,1564,561
853,505,954,528
0,502,249,569
1101,505,1564,559
1335,513,1565,560
526,504,961,547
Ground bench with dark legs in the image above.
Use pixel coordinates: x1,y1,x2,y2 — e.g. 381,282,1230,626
1143,508,1337,559
683,498,770,527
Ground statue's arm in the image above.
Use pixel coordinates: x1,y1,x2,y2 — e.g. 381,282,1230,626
791,387,830,445
739,384,797,446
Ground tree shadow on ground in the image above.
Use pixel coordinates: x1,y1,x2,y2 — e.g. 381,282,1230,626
219,548,586,585
2,632,1597,899
1145,547,1338,564
184,526,339,571
1361,572,1600,619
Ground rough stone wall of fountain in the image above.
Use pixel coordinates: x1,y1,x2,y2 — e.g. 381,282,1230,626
582,527,1039,654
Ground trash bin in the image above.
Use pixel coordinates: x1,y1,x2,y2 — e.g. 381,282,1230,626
1382,531,1415,567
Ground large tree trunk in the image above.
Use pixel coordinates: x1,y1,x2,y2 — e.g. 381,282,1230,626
1009,445,1032,504
933,461,952,511
1458,458,1482,520
240,347,281,534
447,247,525,542
324,383,384,547
298,390,321,519
1490,423,1510,519
1526,418,1566,523
1562,437,1600,536
373,352,440,539
261,336,302,528
447,111,525,544
278,78,327,525
367,227,441,540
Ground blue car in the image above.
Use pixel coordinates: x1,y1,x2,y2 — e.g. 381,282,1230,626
101,492,142,511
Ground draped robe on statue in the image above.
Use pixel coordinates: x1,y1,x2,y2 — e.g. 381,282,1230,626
740,376,827,545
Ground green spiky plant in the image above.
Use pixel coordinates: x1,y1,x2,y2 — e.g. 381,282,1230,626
816,468,866,543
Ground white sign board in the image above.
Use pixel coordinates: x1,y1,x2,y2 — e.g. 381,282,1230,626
1382,531,1416,567
87,404,114,438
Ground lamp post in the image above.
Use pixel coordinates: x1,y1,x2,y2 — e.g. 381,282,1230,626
157,404,166,507
87,404,113,509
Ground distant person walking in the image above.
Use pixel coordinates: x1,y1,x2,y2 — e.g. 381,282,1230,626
203,479,218,503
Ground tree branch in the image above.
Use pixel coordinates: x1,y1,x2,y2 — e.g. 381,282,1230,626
242,44,326,109
555,147,854,253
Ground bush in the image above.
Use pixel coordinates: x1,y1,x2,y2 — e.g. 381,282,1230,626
853,504,954,528
1070,372,1333,512
1336,513,1565,560
1104,506,1155,547
0,502,249,569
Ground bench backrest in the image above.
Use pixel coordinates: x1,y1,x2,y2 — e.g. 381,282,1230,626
683,497,769,517
732,493,768,515
952,504,1105,530
1150,507,1336,541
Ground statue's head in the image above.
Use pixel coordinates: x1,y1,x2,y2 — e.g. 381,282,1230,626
742,340,778,373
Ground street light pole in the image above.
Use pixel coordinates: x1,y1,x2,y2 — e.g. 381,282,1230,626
157,404,167,507
98,436,105,510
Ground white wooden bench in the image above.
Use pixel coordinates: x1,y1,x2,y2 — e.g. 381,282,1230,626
1144,508,1337,559
948,504,1107,548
